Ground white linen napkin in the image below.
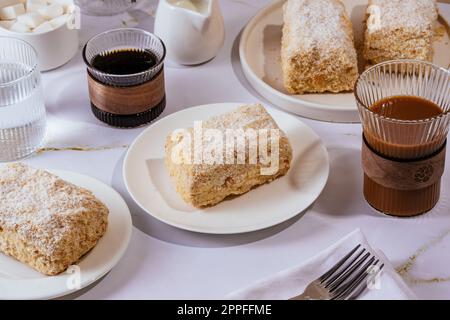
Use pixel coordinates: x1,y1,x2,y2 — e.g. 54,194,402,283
228,229,416,300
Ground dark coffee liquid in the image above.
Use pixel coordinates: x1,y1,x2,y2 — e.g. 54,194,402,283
88,48,165,128
370,96,443,120
91,49,157,75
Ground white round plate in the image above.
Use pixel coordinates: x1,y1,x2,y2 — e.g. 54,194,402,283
123,103,329,234
239,0,450,123
0,170,132,300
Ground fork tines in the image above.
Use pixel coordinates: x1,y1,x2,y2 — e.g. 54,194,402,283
320,244,384,300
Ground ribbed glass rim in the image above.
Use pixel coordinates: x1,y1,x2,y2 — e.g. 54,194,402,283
0,37,38,89
354,59,450,125
82,28,166,79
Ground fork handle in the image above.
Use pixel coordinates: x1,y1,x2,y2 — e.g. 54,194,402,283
288,282,330,300
288,293,314,300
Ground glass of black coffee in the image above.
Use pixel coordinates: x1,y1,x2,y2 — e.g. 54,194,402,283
83,28,166,128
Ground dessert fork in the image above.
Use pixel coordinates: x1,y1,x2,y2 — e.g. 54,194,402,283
289,244,384,300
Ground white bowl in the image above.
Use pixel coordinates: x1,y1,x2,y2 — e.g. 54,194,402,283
0,16,79,71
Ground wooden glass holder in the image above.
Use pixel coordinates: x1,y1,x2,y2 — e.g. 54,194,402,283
362,136,446,217
87,68,166,128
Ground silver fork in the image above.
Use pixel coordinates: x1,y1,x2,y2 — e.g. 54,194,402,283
289,244,384,300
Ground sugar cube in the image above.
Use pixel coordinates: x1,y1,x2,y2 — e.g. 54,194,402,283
48,12,67,28
0,3,26,20
26,0,46,13
48,0,72,13
0,0,25,9
65,3,75,14
32,19,52,32
10,21,30,32
17,11,45,28
0,0,19,9
48,0,73,5
38,3,62,19
0,19,15,29
28,0,47,5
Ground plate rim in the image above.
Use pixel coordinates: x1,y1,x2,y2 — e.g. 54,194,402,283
238,0,450,123
123,102,330,234
239,0,355,112
0,169,133,300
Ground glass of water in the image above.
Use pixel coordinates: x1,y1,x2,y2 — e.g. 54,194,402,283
0,37,46,162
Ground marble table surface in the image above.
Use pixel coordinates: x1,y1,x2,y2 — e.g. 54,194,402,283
17,0,450,299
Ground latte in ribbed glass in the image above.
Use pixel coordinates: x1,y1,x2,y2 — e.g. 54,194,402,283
0,38,46,162
355,60,450,217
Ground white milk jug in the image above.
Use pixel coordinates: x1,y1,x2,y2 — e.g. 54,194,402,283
154,0,225,65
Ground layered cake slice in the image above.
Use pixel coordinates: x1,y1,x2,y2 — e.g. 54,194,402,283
363,0,438,66
0,163,108,275
281,0,359,94
165,104,293,208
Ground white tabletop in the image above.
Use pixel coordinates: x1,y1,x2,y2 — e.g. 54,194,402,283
22,0,450,299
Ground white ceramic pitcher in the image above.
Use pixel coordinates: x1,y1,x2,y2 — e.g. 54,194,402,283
154,0,225,65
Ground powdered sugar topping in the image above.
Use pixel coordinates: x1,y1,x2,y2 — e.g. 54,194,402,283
367,0,437,33
283,0,355,57
0,163,108,256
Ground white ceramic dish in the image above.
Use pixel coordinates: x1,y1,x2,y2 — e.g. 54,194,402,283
123,103,330,234
0,169,132,300
239,0,450,123
154,0,225,65
0,1,79,71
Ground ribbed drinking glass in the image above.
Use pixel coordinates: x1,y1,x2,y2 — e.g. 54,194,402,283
355,60,450,216
0,37,46,162
83,28,166,87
